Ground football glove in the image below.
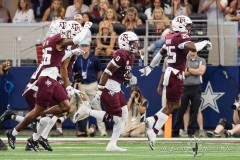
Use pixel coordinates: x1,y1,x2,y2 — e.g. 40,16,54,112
83,21,92,29
205,40,212,51
71,48,85,56
139,66,153,76
91,85,104,105
66,86,75,98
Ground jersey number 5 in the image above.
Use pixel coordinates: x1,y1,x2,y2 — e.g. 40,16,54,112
166,46,176,64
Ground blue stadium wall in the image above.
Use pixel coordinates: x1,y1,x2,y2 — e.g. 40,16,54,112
0,66,239,129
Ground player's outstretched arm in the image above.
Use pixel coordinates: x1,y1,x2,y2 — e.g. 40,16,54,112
180,41,212,52
139,47,166,76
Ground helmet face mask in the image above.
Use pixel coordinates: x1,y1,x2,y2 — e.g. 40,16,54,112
118,31,140,54
65,21,81,39
47,19,66,38
129,40,140,53
171,15,192,33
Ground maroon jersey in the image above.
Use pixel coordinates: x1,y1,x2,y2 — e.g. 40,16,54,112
165,32,191,71
110,49,135,84
41,33,66,69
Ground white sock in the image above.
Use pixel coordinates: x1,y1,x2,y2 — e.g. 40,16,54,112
58,116,67,123
89,110,105,121
41,116,58,139
32,117,50,141
12,128,19,136
109,116,124,145
15,115,24,122
154,111,169,131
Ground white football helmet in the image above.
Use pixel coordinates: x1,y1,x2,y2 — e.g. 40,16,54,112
118,31,140,53
65,20,81,39
171,15,192,33
46,19,66,37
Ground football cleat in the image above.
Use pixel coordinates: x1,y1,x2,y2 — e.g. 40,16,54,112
206,131,221,138
0,108,15,123
0,138,8,151
25,142,39,151
72,103,91,123
27,136,40,152
5,129,16,149
106,143,127,152
38,136,53,151
146,129,156,151
28,121,37,133
223,130,232,138
145,117,156,130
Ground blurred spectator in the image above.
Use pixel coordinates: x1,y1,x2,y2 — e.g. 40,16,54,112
89,0,99,12
206,96,240,138
73,40,108,136
139,28,171,57
99,7,120,25
31,0,51,19
13,0,35,23
65,0,90,18
113,0,131,19
149,8,171,35
92,0,109,20
95,21,116,55
162,0,173,15
122,7,142,31
181,106,205,137
225,0,240,21
173,0,192,17
0,60,10,76
121,86,149,137
41,0,65,22
74,13,83,24
74,13,92,42
0,0,11,23
132,0,151,13
200,0,228,23
144,0,165,20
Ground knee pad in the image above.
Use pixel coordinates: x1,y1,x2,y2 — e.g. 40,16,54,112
218,118,227,127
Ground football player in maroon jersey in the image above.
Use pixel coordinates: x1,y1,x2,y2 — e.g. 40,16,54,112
73,31,139,151
139,15,212,150
6,20,92,150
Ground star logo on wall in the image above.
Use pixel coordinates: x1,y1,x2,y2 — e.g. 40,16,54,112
200,82,225,113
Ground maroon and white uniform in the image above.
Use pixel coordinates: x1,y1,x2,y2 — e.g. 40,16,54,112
35,33,68,109
101,49,135,117
164,32,191,102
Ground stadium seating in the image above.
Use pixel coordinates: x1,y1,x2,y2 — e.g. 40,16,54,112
138,13,147,24
133,24,156,35
90,23,99,35
112,23,126,35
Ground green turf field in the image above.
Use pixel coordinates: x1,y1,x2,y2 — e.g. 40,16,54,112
0,137,240,160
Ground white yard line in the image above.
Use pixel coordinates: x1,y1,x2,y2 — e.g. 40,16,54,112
0,137,240,141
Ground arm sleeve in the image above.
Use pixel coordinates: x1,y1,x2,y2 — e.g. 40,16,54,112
150,50,163,68
73,28,89,45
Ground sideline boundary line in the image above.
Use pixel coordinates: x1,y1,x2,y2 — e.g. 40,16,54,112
1,137,240,141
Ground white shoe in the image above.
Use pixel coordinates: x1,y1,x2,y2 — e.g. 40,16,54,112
72,103,91,123
106,143,127,152
146,129,156,150
145,117,155,130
